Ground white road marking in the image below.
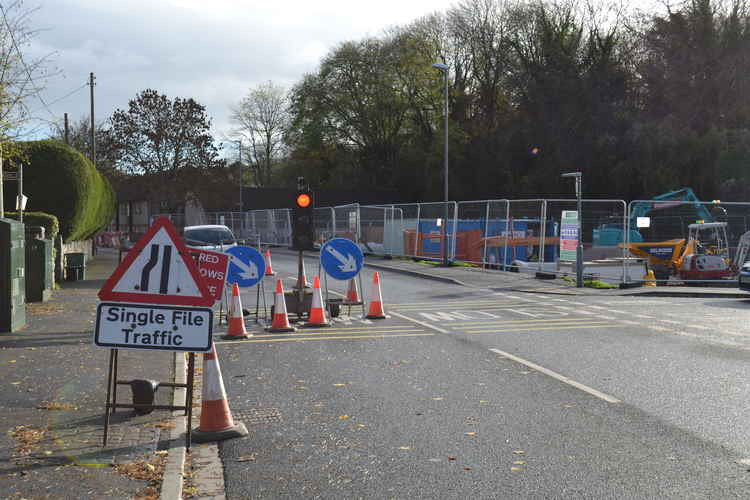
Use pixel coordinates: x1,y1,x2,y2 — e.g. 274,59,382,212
390,311,450,334
489,348,621,404
660,319,682,325
631,314,653,319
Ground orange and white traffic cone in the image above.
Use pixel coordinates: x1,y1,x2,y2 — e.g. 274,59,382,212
366,272,386,319
267,279,295,332
304,276,329,328
192,345,249,443
264,249,275,276
296,259,309,289
344,278,360,304
223,283,249,339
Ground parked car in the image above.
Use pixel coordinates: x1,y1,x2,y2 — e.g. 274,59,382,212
182,225,237,251
739,262,750,292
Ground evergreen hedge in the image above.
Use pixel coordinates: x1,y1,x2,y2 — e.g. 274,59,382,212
4,140,115,241
3,211,59,240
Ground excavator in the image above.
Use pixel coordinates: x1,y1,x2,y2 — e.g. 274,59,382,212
623,221,750,281
608,188,746,280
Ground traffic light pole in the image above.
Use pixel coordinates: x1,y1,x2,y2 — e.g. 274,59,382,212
297,250,305,316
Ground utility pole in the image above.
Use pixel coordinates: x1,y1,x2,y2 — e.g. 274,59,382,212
89,72,96,167
237,140,243,212
0,143,3,219
17,162,22,223
64,112,70,145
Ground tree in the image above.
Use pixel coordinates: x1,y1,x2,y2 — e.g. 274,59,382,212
108,89,225,211
0,1,57,140
230,81,290,187
49,116,119,179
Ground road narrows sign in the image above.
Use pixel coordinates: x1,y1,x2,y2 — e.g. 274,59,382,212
98,217,214,307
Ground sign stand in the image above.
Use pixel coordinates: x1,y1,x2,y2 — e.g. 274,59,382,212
319,238,366,319
103,349,196,449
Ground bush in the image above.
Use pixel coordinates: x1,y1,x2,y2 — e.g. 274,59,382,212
3,140,115,241
3,211,59,240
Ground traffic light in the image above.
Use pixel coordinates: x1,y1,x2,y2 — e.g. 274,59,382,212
292,182,315,251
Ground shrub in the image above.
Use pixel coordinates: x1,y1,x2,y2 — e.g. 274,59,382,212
3,140,115,241
3,211,59,240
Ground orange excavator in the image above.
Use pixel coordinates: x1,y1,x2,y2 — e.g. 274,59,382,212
622,222,747,281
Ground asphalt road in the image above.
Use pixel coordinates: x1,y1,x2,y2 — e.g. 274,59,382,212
218,251,750,498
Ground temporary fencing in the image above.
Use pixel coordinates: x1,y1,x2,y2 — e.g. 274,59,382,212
157,197,750,285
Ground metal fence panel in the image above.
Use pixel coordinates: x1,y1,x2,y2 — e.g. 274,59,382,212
626,200,750,282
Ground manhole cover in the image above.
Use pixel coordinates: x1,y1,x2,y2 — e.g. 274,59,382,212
231,408,281,425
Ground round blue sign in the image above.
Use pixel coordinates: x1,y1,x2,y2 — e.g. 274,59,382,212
225,246,266,287
320,238,364,281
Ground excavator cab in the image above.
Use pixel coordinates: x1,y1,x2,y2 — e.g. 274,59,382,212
676,222,733,280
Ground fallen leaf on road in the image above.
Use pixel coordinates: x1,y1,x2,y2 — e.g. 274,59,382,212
333,383,348,387
11,382,20,385
432,397,443,401
399,446,411,450
513,461,525,465
448,456,457,461
236,454,256,462
9,360,16,363
36,402,78,411
465,432,476,436
464,466,472,470
513,450,525,455
357,424,366,428
338,415,350,420
479,400,489,403
511,466,523,471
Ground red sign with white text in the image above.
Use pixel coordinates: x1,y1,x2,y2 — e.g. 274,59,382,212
188,248,229,304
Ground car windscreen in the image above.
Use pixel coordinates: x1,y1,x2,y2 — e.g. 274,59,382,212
183,228,235,245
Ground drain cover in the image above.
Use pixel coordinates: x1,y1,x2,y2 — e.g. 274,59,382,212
231,408,281,425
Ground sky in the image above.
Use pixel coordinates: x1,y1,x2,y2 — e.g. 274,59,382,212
21,0,662,153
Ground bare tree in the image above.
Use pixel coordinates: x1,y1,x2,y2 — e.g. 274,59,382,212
0,1,57,142
230,81,290,186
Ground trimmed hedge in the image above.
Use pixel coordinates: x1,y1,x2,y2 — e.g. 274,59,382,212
4,140,115,241
3,211,59,240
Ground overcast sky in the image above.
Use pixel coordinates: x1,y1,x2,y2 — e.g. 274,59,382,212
23,0,661,153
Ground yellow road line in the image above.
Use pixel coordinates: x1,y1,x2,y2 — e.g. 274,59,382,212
390,300,530,308
465,324,622,334
223,327,425,339
215,333,434,344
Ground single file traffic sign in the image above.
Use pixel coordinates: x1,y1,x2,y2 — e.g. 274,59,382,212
320,238,364,280
225,246,266,288
94,302,213,352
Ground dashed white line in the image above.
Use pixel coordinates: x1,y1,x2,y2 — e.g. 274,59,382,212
489,348,621,404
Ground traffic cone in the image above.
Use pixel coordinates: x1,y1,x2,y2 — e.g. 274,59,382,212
192,345,249,443
644,269,657,287
303,276,329,328
223,283,249,339
267,279,295,332
264,249,275,276
344,278,360,304
296,259,309,289
366,272,386,319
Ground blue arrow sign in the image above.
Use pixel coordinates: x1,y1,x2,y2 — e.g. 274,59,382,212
320,238,364,281
225,246,265,287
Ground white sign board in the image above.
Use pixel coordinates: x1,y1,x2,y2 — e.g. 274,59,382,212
636,217,651,228
94,302,213,352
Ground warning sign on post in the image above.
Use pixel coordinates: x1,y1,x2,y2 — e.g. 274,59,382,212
188,248,229,304
95,302,212,352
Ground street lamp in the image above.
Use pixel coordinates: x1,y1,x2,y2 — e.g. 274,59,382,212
561,172,583,288
235,140,243,212
432,62,450,266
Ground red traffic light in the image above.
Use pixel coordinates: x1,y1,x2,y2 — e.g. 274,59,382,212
296,193,312,208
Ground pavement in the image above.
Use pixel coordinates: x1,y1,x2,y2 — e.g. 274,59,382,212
2,247,746,500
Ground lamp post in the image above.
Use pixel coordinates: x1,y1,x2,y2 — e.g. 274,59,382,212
561,172,583,287
235,140,243,212
432,62,449,266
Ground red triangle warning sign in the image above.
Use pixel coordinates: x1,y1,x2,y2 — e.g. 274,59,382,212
99,217,214,307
